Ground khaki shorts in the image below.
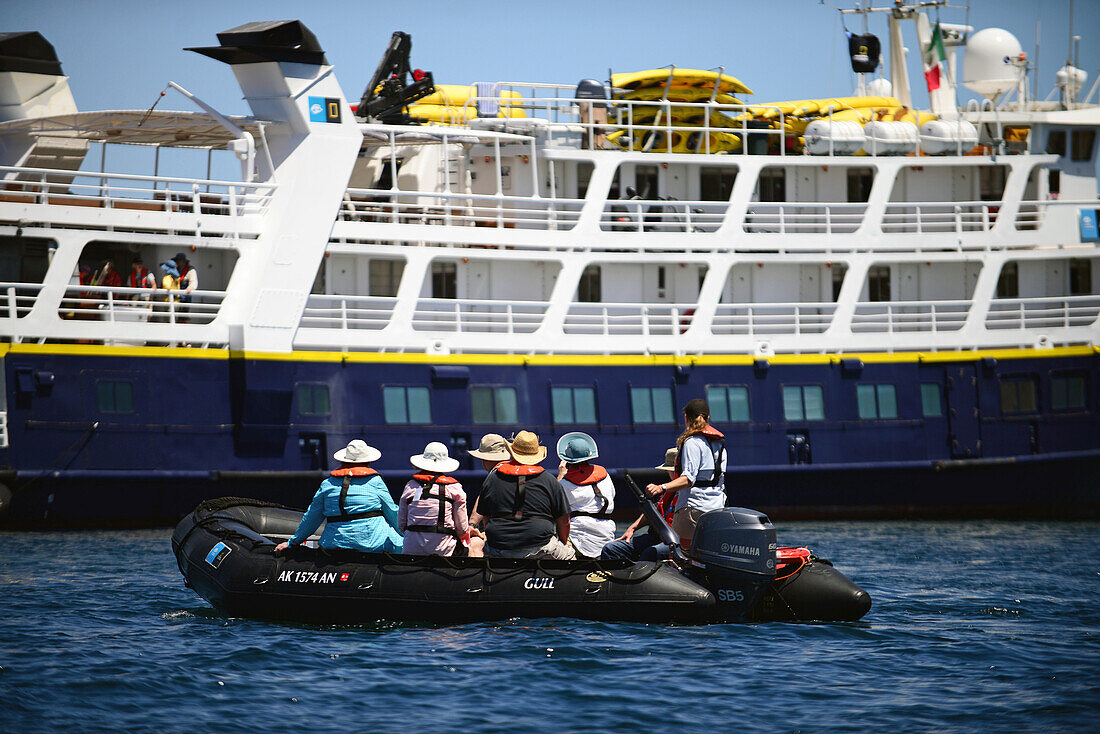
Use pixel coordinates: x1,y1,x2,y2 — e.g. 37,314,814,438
672,507,706,546
535,535,577,560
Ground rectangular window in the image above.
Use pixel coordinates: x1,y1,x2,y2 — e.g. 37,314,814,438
383,386,432,424
551,386,597,424
1051,374,1087,410
630,386,675,424
868,265,891,302
706,385,750,423
846,167,874,203
471,386,518,424
96,380,134,413
369,259,404,297
1000,377,1038,415
296,384,331,415
576,162,594,199
635,165,659,198
1071,130,1096,162
782,385,824,421
1069,258,1092,295
921,383,944,417
831,263,848,301
431,262,457,299
758,168,786,202
856,384,898,419
700,166,737,202
979,166,1008,201
996,262,1019,298
1046,130,1066,156
578,265,601,302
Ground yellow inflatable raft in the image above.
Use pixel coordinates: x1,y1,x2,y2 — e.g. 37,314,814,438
611,69,753,95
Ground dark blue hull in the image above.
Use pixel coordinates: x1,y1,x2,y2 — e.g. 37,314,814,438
2,344,1098,527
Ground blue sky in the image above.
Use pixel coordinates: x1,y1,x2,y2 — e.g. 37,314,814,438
5,0,1098,117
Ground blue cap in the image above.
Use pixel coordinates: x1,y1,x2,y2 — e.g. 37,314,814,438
556,431,598,463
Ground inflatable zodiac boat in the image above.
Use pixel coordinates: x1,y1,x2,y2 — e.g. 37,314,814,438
172,491,871,625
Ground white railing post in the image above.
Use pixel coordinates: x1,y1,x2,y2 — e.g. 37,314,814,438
7,286,16,320
954,205,962,233
169,296,176,324
641,305,649,337
341,299,348,331
507,302,514,334
107,290,115,322
794,305,801,334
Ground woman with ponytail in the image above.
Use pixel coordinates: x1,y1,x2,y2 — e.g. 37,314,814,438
645,398,727,548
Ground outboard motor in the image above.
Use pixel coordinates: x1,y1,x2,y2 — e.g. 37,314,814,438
689,507,777,621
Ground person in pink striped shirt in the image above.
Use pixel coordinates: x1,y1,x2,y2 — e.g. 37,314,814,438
398,442,471,557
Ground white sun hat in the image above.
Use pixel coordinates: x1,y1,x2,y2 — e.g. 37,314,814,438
410,441,460,473
333,439,381,464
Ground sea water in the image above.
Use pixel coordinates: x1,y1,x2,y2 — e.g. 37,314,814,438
1,521,1098,733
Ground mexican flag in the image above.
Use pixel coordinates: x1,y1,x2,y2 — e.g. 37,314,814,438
924,23,946,92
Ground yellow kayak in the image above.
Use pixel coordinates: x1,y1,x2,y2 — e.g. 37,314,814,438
620,86,744,106
406,103,526,123
414,84,524,107
743,96,902,120
611,69,753,95
607,127,743,154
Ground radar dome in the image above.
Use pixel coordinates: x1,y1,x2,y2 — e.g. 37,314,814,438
963,28,1024,99
864,78,893,97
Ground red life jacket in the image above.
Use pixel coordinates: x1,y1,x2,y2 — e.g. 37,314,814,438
495,461,544,476
673,425,726,489
657,494,676,526
128,268,152,288
489,461,546,521
563,464,612,521
326,466,381,523
406,474,462,539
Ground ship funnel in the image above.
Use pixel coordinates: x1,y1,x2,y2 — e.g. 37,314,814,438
962,28,1024,100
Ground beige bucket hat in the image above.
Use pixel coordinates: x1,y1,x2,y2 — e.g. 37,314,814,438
507,430,548,465
333,439,381,464
655,447,678,472
410,441,460,473
468,433,510,461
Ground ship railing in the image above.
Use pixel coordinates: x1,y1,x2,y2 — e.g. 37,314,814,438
881,201,999,233
711,303,837,335
985,295,1100,330
599,200,728,233
562,302,698,336
0,282,45,321
0,410,7,449
742,204,866,234
338,188,585,230
300,294,399,331
0,165,276,221
851,300,971,333
57,284,225,325
412,298,549,333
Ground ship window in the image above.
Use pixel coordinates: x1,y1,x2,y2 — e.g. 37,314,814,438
431,262,457,299
635,165,659,199
996,262,1019,298
471,386,518,424
577,265,601,302
1051,374,1087,410
999,377,1037,415
551,386,597,424
296,384,330,416
831,263,848,301
1069,259,1092,295
576,162,594,199
96,380,134,414
0,235,52,284
1046,130,1066,156
782,385,824,421
369,259,404,297
630,386,674,424
920,383,943,417
706,385,750,423
856,384,898,419
383,386,432,424
700,166,738,202
758,168,786,202
1071,130,1096,162
979,166,1007,201
867,265,891,302
846,168,874,203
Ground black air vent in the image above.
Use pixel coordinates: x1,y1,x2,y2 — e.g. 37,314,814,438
0,31,63,76
187,20,327,66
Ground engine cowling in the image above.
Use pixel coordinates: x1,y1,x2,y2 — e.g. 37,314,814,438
688,507,777,621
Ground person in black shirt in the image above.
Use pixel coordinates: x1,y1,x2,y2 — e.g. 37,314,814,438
469,430,575,560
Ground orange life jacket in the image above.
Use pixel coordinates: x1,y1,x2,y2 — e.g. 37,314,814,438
406,474,462,539
326,467,381,523
674,425,726,488
563,464,612,521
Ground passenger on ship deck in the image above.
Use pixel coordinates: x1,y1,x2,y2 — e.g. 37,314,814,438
128,256,156,298
464,433,510,558
555,432,616,559
600,448,677,562
94,259,122,289
171,253,198,323
645,398,726,549
398,442,470,557
275,439,403,554
469,430,575,560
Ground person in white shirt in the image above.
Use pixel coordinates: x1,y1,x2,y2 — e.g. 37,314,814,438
556,431,616,559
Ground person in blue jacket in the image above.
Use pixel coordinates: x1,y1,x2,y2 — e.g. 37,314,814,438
275,439,403,554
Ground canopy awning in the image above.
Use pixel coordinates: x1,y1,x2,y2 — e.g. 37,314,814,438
0,109,281,148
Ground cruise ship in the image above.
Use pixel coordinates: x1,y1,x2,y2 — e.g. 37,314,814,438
1,2,1097,526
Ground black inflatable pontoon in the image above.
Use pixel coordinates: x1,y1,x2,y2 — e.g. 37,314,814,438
172,494,871,625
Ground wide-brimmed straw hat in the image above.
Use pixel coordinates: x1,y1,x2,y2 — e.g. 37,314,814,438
469,433,510,461
410,441,460,473
556,432,598,463
655,447,678,472
508,430,548,465
333,439,381,464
